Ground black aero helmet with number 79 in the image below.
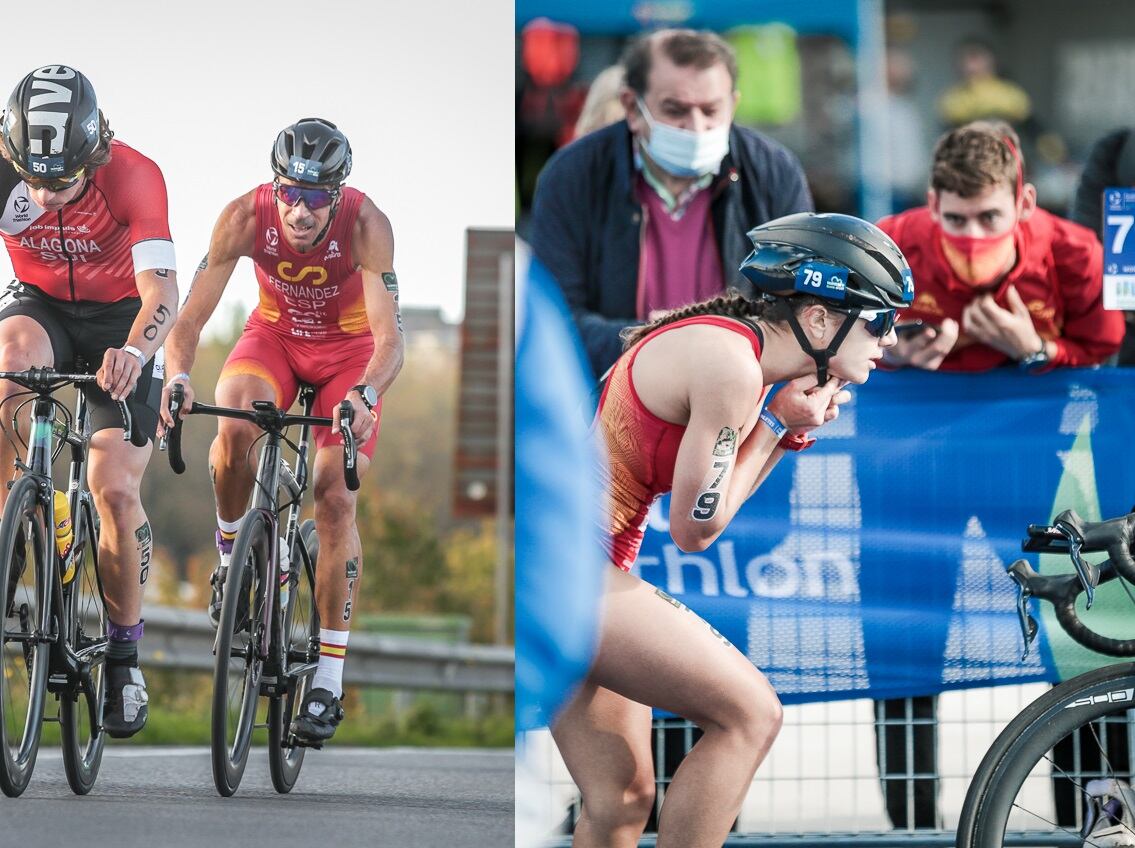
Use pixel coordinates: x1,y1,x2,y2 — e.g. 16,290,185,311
739,213,915,384
739,212,913,309
1,65,104,179
271,118,353,186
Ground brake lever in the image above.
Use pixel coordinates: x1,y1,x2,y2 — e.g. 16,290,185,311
1007,560,1039,661
1054,519,1099,609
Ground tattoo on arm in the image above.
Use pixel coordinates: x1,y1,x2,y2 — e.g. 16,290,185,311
197,254,208,273
381,272,404,336
142,302,172,341
135,522,153,585
154,268,169,278
691,427,738,522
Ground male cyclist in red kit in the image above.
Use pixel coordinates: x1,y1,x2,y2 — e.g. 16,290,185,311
162,118,403,745
0,65,179,737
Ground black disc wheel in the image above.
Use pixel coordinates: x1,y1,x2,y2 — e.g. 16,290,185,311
959,662,1135,847
268,519,321,793
211,509,269,797
0,476,49,797
60,500,106,795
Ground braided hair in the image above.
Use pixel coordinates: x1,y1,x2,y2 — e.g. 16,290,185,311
620,290,835,349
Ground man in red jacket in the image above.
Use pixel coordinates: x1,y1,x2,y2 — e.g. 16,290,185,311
878,120,1123,372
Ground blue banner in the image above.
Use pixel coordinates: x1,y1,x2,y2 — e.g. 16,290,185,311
634,369,1135,705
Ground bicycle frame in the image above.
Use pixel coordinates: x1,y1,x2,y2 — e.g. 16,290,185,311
10,381,106,730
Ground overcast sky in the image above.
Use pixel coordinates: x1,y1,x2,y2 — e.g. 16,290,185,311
0,0,514,332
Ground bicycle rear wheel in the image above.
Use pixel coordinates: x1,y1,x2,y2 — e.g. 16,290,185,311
60,500,106,795
0,476,49,797
211,509,269,797
268,518,320,793
958,662,1135,847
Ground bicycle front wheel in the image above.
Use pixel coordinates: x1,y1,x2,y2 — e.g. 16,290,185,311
959,662,1135,847
60,500,106,795
0,476,50,797
211,509,270,797
268,518,320,793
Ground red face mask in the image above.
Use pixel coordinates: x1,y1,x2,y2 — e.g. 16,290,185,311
939,227,1016,287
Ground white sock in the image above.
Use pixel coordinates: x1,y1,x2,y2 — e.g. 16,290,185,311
216,514,241,536
312,628,349,698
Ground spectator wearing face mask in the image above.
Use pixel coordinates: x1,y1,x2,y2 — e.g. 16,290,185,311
878,120,1123,373
528,28,813,379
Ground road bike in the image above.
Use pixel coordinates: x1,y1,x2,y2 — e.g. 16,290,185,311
163,383,358,796
0,367,144,796
958,508,1135,846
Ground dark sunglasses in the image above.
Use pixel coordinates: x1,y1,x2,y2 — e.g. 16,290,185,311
274,180,339,210
858,309,897,338
18,165,86,192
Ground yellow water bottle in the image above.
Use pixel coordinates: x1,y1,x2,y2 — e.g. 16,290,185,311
53,490,75,583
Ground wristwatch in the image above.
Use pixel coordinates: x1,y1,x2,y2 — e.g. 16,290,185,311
1019,343,1051,373
351,384,379,412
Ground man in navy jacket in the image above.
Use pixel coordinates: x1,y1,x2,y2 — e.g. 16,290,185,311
528,28,813,378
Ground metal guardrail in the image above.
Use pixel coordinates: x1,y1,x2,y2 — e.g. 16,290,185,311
137,604,515,693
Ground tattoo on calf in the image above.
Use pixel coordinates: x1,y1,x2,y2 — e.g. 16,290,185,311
135,522,153,585
691,426,737,522
143,303,172,341
343,556,359,621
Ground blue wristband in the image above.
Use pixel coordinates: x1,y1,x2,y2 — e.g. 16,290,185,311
759,408,787,439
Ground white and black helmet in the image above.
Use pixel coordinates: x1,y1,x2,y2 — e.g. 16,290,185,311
2,65,104,178
271,118,352,186
740,212,914,310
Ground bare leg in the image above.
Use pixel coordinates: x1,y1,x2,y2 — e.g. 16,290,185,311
551,681,655,848
311,446,371,629
558,567,783,848
86,431,154,625
0,317,52,508
209,374,276,522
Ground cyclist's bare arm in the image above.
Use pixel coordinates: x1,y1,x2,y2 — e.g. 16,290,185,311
161,192,256,423
668,353,775,552
335,198,405,441
97,267,180,402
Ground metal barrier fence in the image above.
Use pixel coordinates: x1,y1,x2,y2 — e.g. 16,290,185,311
136,603,515,693
525,682,1135,846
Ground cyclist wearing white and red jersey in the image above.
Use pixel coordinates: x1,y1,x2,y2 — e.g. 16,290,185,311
162,118,403,745
0,65,179,738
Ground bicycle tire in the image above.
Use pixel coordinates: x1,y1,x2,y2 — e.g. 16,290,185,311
268,518,320,793
958,662,1135,847
211,509,269,797
0,476,50,797
59,500,106,795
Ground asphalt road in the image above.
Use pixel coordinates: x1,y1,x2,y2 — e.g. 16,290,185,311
0,746,513,847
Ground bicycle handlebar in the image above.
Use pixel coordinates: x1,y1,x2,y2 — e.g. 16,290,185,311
1022,509,1135,607
0,367,144,446
161,388,361,491
1008,556,1135,659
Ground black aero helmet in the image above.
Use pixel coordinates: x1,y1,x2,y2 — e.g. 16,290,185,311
2,65,103,178
271,118,352,185
739,212,913,310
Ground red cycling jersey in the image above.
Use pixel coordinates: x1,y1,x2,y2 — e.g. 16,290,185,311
0,140,175,302
596,315,766,571
249,183,369,340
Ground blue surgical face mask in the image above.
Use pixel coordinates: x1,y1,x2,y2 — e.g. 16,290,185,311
636,97,731,178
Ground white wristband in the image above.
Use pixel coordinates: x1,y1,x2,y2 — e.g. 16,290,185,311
169,372,191,384
122,345,147,368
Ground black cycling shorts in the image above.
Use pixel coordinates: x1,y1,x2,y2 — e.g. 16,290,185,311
0,284,162,443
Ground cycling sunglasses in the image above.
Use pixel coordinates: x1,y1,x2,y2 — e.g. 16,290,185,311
857,308,897,338
273,180,339,211
18,165,86,192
